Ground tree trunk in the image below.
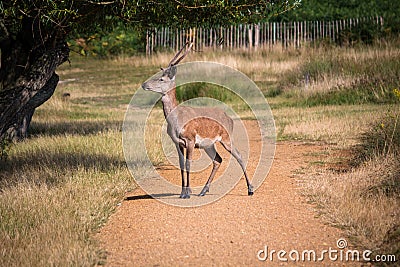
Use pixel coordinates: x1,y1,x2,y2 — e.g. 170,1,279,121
0,18,69,142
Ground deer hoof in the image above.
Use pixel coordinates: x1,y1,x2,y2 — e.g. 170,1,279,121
199,185,209,196
180,187,191,199
248,185,254,196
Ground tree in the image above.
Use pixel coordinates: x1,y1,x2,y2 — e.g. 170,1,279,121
0,0,299,143
276,0,400,24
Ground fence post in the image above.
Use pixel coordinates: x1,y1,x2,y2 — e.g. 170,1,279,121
145,29,149,55
248,24,253,49
283,22,286,49
254,23,260,50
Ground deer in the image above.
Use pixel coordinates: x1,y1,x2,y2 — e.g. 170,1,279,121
141,42,253,199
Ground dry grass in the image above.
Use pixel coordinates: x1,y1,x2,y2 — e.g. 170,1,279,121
114,46,300,83
0,130,135,266
294,103,400,261
273,104,387,146
301,154,399,252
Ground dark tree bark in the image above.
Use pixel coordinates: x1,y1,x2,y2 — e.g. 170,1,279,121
0,18,69,142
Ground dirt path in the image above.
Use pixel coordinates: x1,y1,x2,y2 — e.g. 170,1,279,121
98,121,354,266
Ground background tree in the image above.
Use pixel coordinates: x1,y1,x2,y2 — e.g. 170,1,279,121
0,0,299,143
277,0,400,31
274,0,400,45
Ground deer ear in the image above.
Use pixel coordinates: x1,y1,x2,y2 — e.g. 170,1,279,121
168,65,177,79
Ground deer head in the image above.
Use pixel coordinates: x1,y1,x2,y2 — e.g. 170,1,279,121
142,42,193,94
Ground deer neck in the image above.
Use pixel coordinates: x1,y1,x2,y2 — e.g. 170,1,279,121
161,87,178,118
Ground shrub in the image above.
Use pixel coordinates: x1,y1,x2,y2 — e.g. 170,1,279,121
68,24,143,57
176,82,236,103
353,99,400,165
336,20,384,46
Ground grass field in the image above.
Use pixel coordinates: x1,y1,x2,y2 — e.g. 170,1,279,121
0,42,399,265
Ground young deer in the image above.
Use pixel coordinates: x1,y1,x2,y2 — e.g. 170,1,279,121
142,43,253,198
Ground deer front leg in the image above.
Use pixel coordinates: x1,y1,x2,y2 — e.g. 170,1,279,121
176,143,189,199
180,140,194,199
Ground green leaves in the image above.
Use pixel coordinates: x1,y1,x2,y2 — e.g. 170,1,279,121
1,0,301,38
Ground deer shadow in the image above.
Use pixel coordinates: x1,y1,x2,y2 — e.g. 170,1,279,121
125,193,179,201
29,120,123,137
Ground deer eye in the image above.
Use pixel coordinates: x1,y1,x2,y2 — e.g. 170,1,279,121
159,77,165,81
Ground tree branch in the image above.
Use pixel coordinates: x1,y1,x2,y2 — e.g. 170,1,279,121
171,0,262,10
84,0,117,5
0,19,9,39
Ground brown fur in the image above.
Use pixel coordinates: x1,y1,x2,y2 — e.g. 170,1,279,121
141,48,253,198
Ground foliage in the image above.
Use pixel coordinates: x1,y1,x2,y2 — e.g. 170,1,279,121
278,0,400,23
336,19,384,46
275,0,400,43
0,0,301,60
0,0,300,39
69,23,143,57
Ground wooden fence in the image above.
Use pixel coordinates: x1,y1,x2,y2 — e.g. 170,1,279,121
146,16,383,54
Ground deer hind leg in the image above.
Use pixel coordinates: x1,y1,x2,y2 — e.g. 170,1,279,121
220,140,254,196
199,145,222,196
